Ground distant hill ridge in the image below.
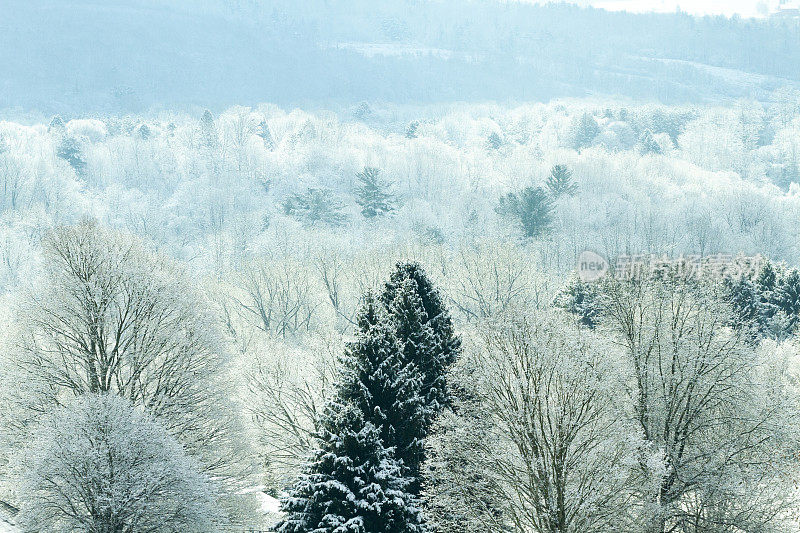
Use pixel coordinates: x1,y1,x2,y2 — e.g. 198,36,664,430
1,0,798,115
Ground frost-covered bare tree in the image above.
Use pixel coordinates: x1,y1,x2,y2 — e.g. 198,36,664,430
12,393,220,533
245,333,339,489
423,311,643,533
315,250,357,331
446,242,552,322
602,278,800,532
234,257,320,337
0,220,254,516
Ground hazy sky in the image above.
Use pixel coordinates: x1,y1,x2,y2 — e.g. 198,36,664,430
585,0,776,17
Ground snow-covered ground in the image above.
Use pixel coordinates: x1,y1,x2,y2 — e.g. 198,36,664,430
0,518,18,533
0,501,19,533
238,485,283,528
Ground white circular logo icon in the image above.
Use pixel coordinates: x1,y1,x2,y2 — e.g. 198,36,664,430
577,250,608,281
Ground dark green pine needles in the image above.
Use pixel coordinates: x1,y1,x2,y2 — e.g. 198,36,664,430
277,262,461,532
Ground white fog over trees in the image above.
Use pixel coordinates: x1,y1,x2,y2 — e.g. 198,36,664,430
1,1,800,532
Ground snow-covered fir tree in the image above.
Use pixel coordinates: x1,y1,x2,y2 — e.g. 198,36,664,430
257,119,275,150
277,294,426,533
554,275,603,328
570,112,600,150
337,293,426,480
381,262,461,420
496,186,554,238
200,109,218,149
277,403,423,533
723,273,763,339
486,131,503,150
775,268,800,333
283,188,348,226
382,279,436,486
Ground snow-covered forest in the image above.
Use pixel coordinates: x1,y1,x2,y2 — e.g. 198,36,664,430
2,1,800,532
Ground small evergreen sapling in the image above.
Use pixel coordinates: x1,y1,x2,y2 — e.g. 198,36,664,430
355,167,398,219
545,164,578,198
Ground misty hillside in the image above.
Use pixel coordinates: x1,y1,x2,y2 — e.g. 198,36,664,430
2,0,800,115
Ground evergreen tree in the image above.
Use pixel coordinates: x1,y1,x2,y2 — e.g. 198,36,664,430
383,280,437,486
723,275,762,340
338,294,426,479
638,129,662,155
554,276,602,328
56,136,87,177
353,101,373,121
570,112,599,150
200,109,217,149
487,131,504,150
722,262,799,341
278,295,425,533
775,269,800,334
48,115,65,133
283,188,348,226
496,186,554,238
355,167,398,219
378,263,461,494
776,160,799,190
756,261,778,294
405,121,420,139
649,108,693,145
257,119,275,150
136,123,151,140
756,261,780,325
545,164,578,198
381,262,461,416
277,404,423,533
